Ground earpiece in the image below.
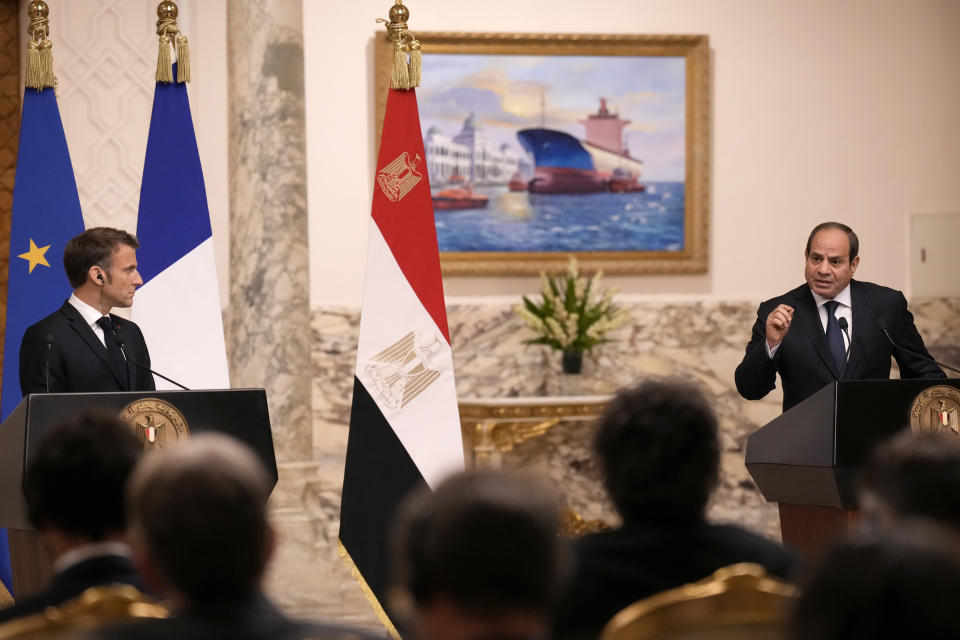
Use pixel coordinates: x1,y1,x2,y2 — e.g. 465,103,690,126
97,274,104,283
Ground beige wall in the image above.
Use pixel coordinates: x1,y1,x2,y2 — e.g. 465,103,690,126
304,0,960,307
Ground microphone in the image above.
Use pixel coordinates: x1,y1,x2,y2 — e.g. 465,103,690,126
113,324,191,391
878,322,960,375
837,317,851,357
43,333,53,393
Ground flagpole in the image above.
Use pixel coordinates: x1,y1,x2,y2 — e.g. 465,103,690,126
378,0,421,90
25,0,56,90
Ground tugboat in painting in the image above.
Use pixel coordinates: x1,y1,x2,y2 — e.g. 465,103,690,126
431,175,489,211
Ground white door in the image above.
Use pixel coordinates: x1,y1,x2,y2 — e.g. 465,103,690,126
909,212,960,297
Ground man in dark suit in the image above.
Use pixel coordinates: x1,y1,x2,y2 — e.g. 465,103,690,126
389,470,566,640
95,434,378,640
0,412,145,625
735,221,944,412
552,379,797,640
19,227,155,395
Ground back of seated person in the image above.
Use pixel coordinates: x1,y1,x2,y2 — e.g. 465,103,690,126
389,469,566,640
552,378,799,640
858,430,960,531
0,411,145,626
92,433,380,640
792,522,960,640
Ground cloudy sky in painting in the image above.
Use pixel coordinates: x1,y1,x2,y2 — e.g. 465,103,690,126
418,54,686,181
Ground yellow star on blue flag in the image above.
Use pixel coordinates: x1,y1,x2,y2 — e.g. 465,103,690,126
17,238,51,273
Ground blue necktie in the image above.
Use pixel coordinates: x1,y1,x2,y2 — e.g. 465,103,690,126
824,300,846,372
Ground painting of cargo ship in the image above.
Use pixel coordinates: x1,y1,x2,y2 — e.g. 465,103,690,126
375,32,711,274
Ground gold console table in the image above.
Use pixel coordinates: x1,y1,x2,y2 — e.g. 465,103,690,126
458,395,612,467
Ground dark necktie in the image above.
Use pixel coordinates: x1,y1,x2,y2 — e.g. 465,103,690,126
96,316,128,389
823,300,846,372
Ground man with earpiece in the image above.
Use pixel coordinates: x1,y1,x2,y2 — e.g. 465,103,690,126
19,227,156,394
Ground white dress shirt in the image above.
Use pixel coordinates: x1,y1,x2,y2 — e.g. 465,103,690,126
767,284,853,357
68,293,108,348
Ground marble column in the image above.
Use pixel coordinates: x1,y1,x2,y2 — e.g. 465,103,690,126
227,0,311,464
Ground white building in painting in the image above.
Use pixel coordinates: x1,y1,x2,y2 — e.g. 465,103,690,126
424,114,524,186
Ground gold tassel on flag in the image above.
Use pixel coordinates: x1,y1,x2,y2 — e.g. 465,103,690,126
155,1,191,84
25,1,56,91
379,0,421,90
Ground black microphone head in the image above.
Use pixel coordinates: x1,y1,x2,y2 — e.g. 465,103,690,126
838,317,848,330
44,333,54,344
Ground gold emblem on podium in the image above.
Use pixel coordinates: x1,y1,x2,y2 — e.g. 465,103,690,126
120,398,189,450
909,385,960,436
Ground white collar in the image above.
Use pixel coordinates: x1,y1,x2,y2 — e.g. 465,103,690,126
810,283,852,309
68,293,108,328
53,541,131,575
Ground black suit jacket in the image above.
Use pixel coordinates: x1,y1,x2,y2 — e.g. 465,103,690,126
0,554,142,624
735,280,945,412
551,521,798,640
19,301,155,395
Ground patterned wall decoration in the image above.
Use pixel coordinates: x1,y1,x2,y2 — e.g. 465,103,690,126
27,0,195,232
0,0,20,382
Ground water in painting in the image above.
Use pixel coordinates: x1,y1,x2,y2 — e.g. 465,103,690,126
418,54,686,253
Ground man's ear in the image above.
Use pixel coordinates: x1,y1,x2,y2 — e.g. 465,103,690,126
89,267,105,285
851,255,860,274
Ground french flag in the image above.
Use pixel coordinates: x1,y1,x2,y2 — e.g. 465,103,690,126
131,64,229,390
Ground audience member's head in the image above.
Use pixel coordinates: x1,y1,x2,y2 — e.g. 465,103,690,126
126,434,273,608
26,411,142,554
389,469,565,640
594,378,719,524
792,523,960,640
859,430,960,531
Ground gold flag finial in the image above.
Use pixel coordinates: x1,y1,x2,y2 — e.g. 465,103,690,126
25,0,56,90
155,1,190,84
379,0,421,90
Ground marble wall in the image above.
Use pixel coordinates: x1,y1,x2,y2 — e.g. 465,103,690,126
263,295,960,632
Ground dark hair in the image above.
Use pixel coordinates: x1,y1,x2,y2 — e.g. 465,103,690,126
792,524,960,640
390,470,564,618
805,222,859,261
63,227,139,289
594,378,719,523
859,431,960,529
25,411,142,540
127,434,271,604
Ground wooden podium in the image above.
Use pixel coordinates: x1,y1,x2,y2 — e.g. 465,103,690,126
0,389,275,598
746,379,960,555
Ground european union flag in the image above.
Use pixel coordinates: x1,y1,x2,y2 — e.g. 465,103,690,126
0,86,85,598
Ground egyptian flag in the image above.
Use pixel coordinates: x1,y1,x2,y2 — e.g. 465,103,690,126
131,63,229,390
338,87,464,632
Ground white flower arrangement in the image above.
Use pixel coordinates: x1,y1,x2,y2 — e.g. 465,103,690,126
514,257,630,353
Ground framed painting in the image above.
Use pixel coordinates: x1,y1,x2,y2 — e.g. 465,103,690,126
374,33,711,276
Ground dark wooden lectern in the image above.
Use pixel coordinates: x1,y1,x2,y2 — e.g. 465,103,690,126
746,379,960,555
0,389,275,598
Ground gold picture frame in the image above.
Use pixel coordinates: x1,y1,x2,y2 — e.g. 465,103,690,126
374,32,711,276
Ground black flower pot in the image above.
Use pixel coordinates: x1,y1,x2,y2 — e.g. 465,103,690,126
561,350,583,374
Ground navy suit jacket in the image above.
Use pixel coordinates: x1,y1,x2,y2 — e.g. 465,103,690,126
19,301,155,395
552,521,798,640
735,280,945,412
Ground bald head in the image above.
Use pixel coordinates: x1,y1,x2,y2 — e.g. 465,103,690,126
127,434,272,604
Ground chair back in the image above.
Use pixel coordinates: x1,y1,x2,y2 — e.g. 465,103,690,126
0,584,168,639
599,563,798,640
